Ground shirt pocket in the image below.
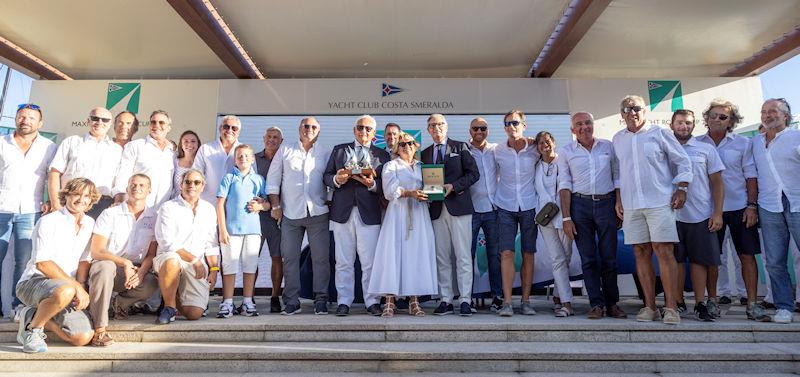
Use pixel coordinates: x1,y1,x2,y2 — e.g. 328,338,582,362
721,148,742,168
690,155,707,174
643,141,666,163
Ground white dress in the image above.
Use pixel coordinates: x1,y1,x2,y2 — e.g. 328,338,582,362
368,158,438,296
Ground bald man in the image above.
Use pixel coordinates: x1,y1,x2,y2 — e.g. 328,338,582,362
48,107,123,219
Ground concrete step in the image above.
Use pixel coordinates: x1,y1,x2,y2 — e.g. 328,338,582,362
2,374,799,377
0,341,797,374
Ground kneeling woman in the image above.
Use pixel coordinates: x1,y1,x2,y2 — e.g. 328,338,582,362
369,132,438,317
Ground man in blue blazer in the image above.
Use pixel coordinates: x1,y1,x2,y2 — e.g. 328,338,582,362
324,115,390,316
421,114,480,316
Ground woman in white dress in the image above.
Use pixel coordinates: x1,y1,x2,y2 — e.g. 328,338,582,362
533,131,575,317
172,130,200,198
369,132,438,317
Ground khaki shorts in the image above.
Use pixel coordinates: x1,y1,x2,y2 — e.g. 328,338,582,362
16,276,93,337
623,205,679,244
153,253,210,309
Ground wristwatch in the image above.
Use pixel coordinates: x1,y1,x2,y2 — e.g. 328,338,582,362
677,186,688,192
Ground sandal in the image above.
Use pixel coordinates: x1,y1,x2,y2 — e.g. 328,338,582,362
409,296,425,317
554,307,574,318
382,296,396,318
91,331,115,347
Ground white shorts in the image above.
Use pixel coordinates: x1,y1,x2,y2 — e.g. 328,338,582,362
623,205,679,244
221,234,262,275
153,252,210,309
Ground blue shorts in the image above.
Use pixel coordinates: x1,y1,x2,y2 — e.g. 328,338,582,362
497,208,538,253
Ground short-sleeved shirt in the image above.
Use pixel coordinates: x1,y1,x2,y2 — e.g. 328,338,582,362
216,167,266,235
193,139,244,204
675,138,725,223
92,202,157,264
19,207,94,282
49,133,122,196
696,132,757,211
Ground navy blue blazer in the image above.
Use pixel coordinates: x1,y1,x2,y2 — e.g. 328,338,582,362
421,138,480,220
323,142,391,225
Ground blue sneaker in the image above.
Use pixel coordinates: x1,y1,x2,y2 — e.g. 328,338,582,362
156,306,177,324
22,327,47,353
16,306,36,345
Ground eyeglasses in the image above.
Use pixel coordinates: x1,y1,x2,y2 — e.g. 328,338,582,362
503,120,522,127
183,179,203,186
622,106,644,114
222,124,240,132
471,126,487,132
356,125,374,132
302,124,319,130
150,120,168,126
398,141,415,148
707,112,729,121
17,103,41,111
428,122,446,129
89,115,111,123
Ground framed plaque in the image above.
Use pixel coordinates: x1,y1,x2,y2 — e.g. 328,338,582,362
421,164,445,201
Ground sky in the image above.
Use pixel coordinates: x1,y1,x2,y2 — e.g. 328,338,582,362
1,55,799,129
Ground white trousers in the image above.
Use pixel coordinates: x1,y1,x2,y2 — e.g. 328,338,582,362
718,229,746,297
432,206,473,304
221,234,262,275
331,208,381,307
539,223,574,303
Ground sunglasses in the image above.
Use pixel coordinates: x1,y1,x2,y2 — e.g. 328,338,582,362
222,124,240,131
708,112,729,121
17,103,41,111
398,141,415,148
302,124,319,130
471,126,487,132
622,106,644,114
89,115,111,123
503,120,522,127
150,120,168,126
356,125,374,132
183,179,204,186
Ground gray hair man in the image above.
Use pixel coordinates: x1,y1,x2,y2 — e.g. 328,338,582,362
194,115,244,204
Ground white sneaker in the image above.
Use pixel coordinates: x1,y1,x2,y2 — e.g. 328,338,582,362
22,328,47,353
217,302,234,319
773,309,794,324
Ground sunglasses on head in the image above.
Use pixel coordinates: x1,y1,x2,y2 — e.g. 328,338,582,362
471,126,487,132
150,120,168,126
89,115,111,123
222,124,240,131
302,124,319,130
622,106,644,114
356,125,374,132
503,120,521,127
708,112,729,121
398,141,415,148
183,179,203,186
17,103,41,111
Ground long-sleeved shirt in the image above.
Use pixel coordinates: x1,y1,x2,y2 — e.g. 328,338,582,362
612,124,693,210
266,141,331,220
751,128,800,213
114,135,175,207
155,196,218,258
193,138,243,204
467,142,498,213
556,138,619,195
0,133,56,214
49,133,122,196
696,132,757,212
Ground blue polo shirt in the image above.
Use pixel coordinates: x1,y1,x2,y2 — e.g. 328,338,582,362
216,167,266,235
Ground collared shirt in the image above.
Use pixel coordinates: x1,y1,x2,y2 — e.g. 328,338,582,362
266,141,331,220
467,141,498,213
19,207,94,282
155,196,218,258
493,139,539,212
534,156,564,228
612,124,693,210
114,135,175,207
92,202,157,264
49,133,123,196
752,128,800,213
696,132,757,212
556,138,619,195
255,149,274,179
675,138,726,223
216,167,265,235
0,133,56,214
193,138,243,204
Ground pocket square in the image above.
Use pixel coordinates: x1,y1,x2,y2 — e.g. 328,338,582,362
449,153,459,157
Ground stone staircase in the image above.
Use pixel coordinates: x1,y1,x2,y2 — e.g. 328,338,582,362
0,298,797,375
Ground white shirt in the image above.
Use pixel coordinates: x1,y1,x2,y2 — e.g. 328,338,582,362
49,133,123,196
155,197,218,258
534,156,564,228
266,141,331,220
19,207,94,282
612,124,693,210
752,128,800,213
675,138,725,223
93,202,157,264
556,138,619,195
114,136,175,207
493,139,539,212
193,138,242,203
0,133,56,214
467,141,498,213
696,133,757,212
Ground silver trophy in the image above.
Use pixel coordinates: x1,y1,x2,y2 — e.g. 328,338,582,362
344,146,375,176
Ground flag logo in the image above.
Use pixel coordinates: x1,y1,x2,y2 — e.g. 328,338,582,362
381,83,404,97
647,80,683,111
106,83,141,114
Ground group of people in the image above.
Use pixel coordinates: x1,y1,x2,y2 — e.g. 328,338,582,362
1,94,797,354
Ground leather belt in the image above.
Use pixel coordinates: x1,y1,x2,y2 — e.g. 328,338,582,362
573,192,614,201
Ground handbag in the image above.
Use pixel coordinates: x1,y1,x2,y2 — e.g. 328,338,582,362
535,202,559,226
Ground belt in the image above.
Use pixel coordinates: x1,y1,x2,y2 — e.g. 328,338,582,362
573,192,614,201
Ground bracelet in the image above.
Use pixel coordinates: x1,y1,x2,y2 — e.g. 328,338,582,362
190,256,201,265
209,266,220,272
562,217,572,221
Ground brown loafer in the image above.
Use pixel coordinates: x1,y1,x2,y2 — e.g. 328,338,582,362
607,305,628,319
587,306,604,320
91,331,115,347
